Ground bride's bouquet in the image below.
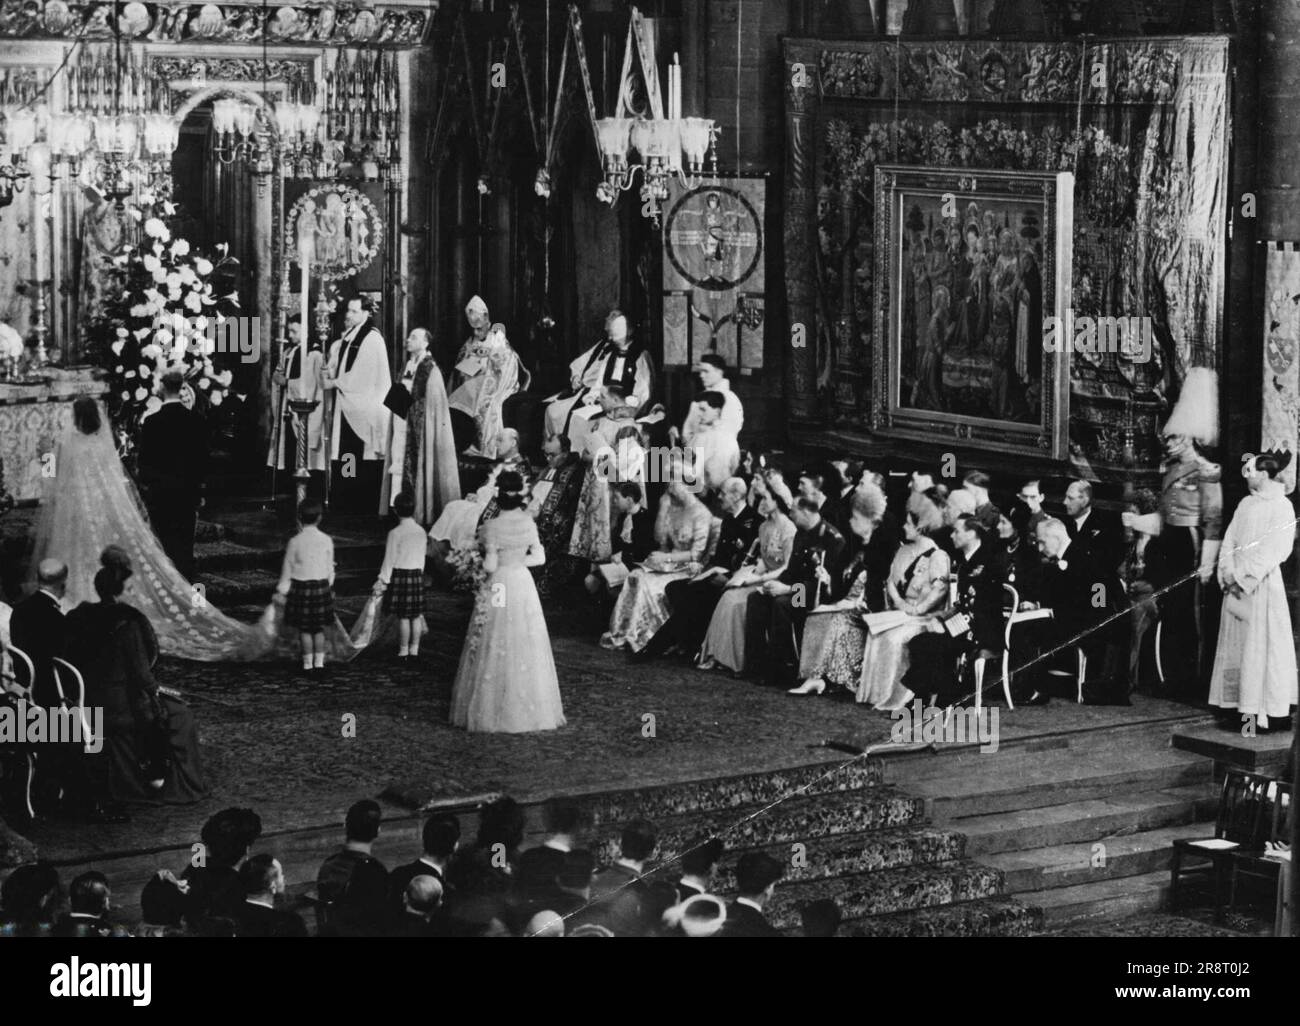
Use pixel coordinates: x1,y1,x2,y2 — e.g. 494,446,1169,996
92,200,241,450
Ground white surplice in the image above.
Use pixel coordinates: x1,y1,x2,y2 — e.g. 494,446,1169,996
326,323,391,460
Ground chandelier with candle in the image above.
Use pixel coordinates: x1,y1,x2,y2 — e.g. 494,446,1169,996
593,56,718,227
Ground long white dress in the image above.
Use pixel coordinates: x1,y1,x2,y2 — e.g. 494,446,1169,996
1207,480,1298,728
451,511,565,733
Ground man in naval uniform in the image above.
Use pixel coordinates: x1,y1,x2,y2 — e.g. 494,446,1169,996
325,296,391,514
543,310,653,452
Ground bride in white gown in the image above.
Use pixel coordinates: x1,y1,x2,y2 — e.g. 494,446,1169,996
32,397,274,662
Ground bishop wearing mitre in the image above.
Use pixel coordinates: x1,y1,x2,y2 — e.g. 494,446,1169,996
543,309,653,452
325,296,392,514
267,314,326,497
382,328,460,526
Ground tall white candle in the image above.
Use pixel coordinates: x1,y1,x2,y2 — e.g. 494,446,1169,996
35,192,51,281
299,243,310,345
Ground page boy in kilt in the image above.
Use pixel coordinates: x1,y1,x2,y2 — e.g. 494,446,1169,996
375,491,429,659
276,499,336,675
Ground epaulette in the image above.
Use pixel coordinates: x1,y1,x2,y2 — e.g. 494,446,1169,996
1195,456,1222,483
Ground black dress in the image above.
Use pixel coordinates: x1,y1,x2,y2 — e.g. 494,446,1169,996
64,600,209,805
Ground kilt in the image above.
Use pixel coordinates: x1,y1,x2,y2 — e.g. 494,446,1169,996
286,579,335,632
383,568,425,618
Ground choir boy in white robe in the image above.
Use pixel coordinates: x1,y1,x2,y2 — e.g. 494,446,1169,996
325,297,391,514
672,354,744,447
544,310,652,452
686,391,741,497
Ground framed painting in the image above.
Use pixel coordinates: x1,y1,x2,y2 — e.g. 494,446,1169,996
871,165,1074,460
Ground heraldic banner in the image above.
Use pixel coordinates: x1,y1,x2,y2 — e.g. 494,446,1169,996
661,177,766,372
1262,241,1300,494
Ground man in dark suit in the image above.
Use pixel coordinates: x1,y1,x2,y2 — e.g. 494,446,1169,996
393,875,446,937
674,837,724,904
1062,479,1124,575
51,871,127,938
903,513,1007,707
9,559,68,707
1032,516,1130,705
744,497,846,687
387,813,459,920
584,819,663,937
137,369,208,579
315,799,389,937
722,852,784,937
231,854,308,938
642,477,760,659
609,482,656,565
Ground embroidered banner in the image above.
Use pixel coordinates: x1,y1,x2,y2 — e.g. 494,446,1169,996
1261,242,1300,494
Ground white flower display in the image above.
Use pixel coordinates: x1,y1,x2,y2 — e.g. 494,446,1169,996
170,239,191,258
144,217,166,238
209,391,223,407
134,386,148,402
195,257,213,276
142,254,161,273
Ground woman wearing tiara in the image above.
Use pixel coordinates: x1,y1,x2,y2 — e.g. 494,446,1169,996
1207,451,1298,732
450,470,565,733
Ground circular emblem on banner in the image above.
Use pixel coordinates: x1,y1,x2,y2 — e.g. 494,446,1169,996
285,185,384,281
664,185,762,291
1267,332,1297,377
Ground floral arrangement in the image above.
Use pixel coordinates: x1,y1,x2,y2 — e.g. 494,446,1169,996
93,199,240,449
0,321,24,373
445,544,488,594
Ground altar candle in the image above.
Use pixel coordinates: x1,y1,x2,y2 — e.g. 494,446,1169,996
35,192,51,281
299,243,310,345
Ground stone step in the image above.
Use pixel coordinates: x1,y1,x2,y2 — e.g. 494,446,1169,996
917,748,1211,821
1021,869,1170,927
846,896,1043,938
978,822,1205,892
196,567,377,606
956,785,1216,857
766,859,1005,930
592,788,928,867
1171,725,1294,775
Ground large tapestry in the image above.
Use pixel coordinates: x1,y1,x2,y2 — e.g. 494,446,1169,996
1261,242,1300,494
783,36,1230,475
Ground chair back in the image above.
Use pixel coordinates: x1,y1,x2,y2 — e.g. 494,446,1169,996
51,657,96,754
3,643,35,698
1215,769,1274,845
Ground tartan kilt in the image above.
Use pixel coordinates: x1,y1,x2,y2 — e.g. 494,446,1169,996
285,579,335,632
382,568,425,618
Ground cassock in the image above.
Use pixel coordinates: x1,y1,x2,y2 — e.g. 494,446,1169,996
544,339,653,451
382,353,460,527
326,318,391,514
267,341,326,474
681,377,744,444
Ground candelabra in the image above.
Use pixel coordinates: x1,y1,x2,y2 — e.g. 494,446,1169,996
28,278,50,368
594,116,719,226
287,397,320,507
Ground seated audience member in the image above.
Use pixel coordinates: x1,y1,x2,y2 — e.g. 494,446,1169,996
797,465,848,538
585,818,662,937
388,813,460,917
662,893,728,938
601,475,712,653
902,513,1007,707
448,796,527,899
1008,479,1046,540
541,797,586,853
854,503,955,709
548,849,597,918
232,854,308,938
584,482,655,598
0,862,61,937
512,845,568,926
937,487,977,556
685,391,742,497
526,434,586,596
743,495,847,688
183,806,263,922
524,910,566,937
961,470,1003,538
395,875,445,937
722,852,785,937
1062,479,1125,574
791,483,891,696
65,565,208,806
697,473,797,674
52,871,127,938
1029,516,1131,706
675,837,724,903
316,799,389,936
569,385,643,563
641,477,760,660
906,471,937,519
9,558,67,708
136,871,190,938
801,898,843,937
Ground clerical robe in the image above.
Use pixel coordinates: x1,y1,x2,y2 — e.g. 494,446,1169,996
382,353,459,527
1207,483,1298,728
544,340,653,451
326,320,391,513
448,334,528,456
267,342,326,472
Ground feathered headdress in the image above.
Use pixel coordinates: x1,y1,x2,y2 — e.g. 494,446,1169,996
1161,367,1219,448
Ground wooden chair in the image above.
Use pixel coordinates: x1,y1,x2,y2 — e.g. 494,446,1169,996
1169,769,1274,920
1227,781,1293,920
1,643,38,819
973,583,1021,712
51,657,96,755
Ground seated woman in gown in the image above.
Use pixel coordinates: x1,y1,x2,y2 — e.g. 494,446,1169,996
450,472,565,733
65,565,209,805
854,505,953,710
569,386,646,563
790,483,892,696
697,472,797,673
601,465,712,654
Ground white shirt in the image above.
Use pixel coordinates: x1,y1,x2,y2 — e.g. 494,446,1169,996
682,378,744,444
378,518,427,582
691,427,741,492
277,524,335,593
735,896,764,912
